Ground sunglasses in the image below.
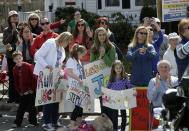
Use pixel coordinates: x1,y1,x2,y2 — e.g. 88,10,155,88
30,18,38,21
139,32,147,35
77,24,84,27
100,22,108,25
41,22,50,26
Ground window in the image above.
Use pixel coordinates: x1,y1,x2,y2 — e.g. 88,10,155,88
105,0,120,7
122,0,130,9
98,0,102,9
135,0,156,6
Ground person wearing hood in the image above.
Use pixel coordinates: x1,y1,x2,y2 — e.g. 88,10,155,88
2,10,20,103
97,17,123,61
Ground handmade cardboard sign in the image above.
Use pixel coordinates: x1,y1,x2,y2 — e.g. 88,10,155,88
66,85,92,111
35,68,61,106
102,88,137,110
84,60,111,98
129,87,159,131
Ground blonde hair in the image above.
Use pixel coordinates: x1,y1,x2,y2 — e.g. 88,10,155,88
178,18,189,36
55,32,73,45
93,113,113,131
28,13,40,24
129,26,150,47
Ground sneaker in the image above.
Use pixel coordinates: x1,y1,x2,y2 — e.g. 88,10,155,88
43,123,55,131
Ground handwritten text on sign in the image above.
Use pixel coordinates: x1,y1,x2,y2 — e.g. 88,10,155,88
84,60,111,98
102,88,136,110
66,86,91,111
129,87,159,131
35,69,61,106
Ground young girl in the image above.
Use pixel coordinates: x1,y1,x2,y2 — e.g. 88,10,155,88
66,44,87,129
103,60,136,131
91,27,116,113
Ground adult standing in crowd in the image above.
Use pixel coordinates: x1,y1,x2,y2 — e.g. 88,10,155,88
28,13,65,36
90,27,116,113
34,32,73,131
175,18,189,81
67,11,89,33
30,17,58,56
126,26,157,86
69,19,93,65
2,10,20,103
16,22,34,64
147,18,163,75
97,17,123,61
163,33,179,77
152,18,168,60
147,60,178,107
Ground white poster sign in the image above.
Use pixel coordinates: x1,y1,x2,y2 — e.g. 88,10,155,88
84,60,111,98
35,68,61,106
102,88,137,109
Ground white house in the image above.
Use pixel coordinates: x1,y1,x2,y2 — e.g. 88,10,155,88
44,0,156,26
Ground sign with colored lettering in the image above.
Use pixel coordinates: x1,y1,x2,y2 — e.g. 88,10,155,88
84,60,111,98
35,68,62,106
129,87,159,131
66,86,92,111
102,88,137,109
161,0,189,22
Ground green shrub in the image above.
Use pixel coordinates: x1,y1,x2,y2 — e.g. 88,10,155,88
140,5,157,23
55,7,99,33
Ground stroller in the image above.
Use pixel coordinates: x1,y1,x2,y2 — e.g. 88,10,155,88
0,54,9,101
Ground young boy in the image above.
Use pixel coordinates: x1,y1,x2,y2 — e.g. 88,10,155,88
12,50,37,127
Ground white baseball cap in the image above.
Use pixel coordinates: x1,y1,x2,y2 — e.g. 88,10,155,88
8,10,18,17
168,32,180,40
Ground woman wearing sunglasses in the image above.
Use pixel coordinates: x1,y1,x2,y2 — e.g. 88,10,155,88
28,13,65,36
69,19,93,65
97,17,123,61
126,26,157,86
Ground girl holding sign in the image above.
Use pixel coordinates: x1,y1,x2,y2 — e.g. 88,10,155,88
66,44,87,129
90,27,116,113
102,60,136,131
34,32,73,131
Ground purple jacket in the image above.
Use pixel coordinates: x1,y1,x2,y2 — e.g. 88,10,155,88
106,77,133,90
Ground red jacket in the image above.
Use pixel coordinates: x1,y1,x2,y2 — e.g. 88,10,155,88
13,62,37,94
50,21,61,29
69,36,90,62
30,30,58,56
